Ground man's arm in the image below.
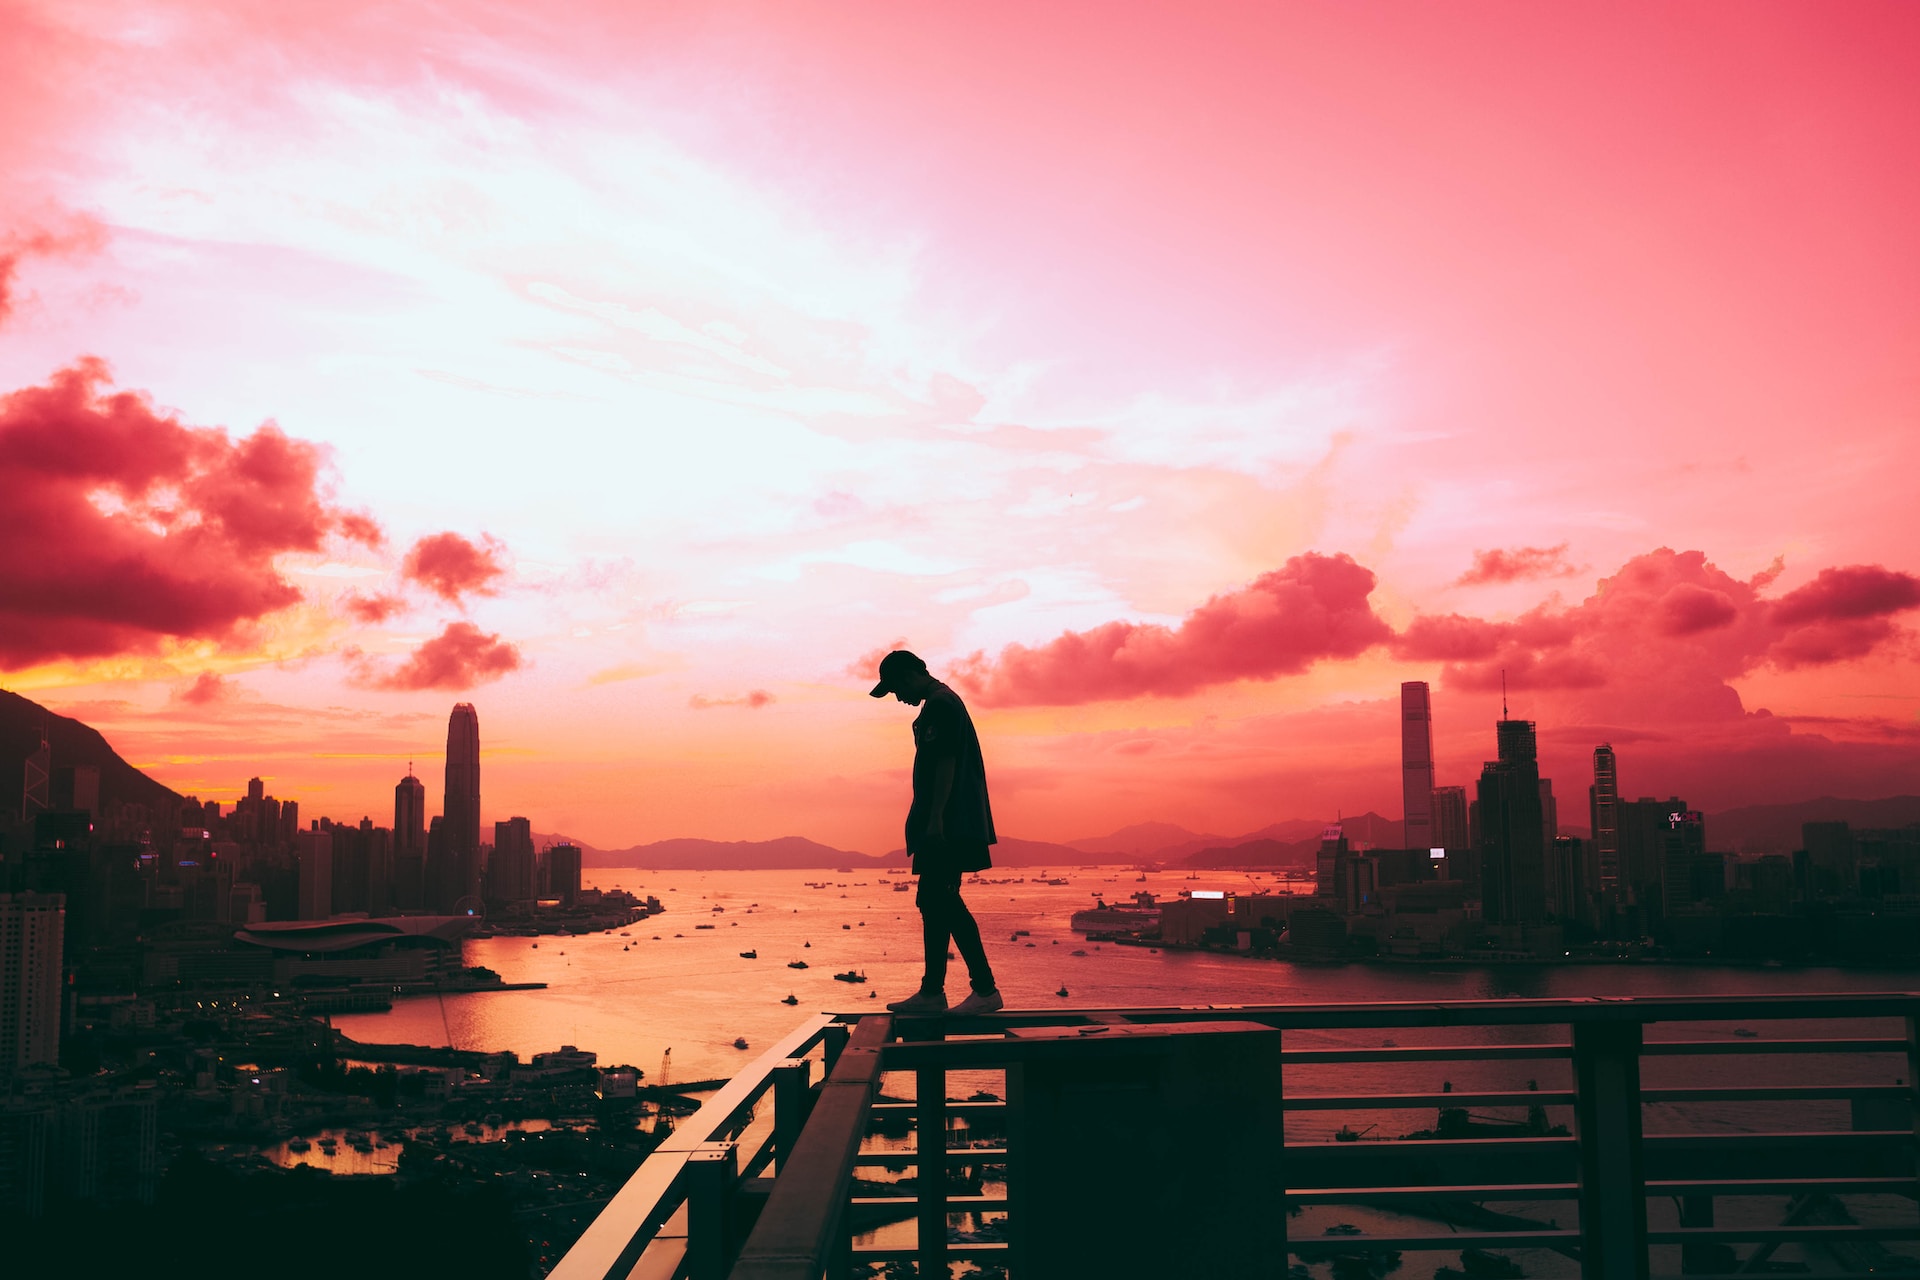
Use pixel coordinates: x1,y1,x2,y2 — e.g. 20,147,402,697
923,755,956,837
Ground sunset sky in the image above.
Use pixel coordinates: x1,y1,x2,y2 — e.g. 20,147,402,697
3,2,1918,853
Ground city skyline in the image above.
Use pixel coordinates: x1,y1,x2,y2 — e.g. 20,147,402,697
1,4,1917,853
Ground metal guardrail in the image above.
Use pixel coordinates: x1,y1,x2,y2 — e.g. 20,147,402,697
552,993,1920,1280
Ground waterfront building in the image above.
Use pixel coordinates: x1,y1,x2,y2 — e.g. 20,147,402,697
232,914,473,986
1400,681,1435,852
489,817,537,905
1477,718,1546,926
1313,825,1349,902
1590,743,1621,892
548,842,583,907
1803,821,1855,898
1662,809,1710,916
443,704,482,908
1431,785,1468,849
1620,796,1687,922
0,893,64,1076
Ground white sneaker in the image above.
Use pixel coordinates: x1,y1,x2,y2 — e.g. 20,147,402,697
949,990,1005,1016
886,990,948,1015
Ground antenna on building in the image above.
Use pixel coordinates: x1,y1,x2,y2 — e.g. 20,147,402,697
1501,669,1508,721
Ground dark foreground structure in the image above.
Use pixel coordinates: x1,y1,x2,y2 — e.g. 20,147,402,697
549,994,1920,1279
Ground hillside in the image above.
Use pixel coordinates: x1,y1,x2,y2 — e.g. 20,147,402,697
583,836,880,870
0,687,182,819
1703,796,1920,854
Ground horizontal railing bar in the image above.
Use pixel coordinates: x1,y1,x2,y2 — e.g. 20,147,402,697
1286,1091,1577,1110
1290,1230,1582,1251
1641,1038,1909,1056
869,1100,1006,1113
1643,1129,1913,1148
850,1195,1008,1209
1289,1183,1579,1203
1646,1225,1920,1243
850,1243,1008,1259
1642,1085,1912,1103
1283,1044,1573,1063
876,991,1920,1030
852,1148,1009,1166
1646,1176,1920,1196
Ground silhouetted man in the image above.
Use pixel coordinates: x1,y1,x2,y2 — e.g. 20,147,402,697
870,649,1002,1015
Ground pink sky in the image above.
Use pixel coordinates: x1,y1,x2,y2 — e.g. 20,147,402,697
2,2,1917,852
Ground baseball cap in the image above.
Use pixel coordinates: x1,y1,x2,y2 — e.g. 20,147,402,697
869,649,928,697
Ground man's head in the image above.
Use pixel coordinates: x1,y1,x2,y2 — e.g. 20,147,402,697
869,649,936,704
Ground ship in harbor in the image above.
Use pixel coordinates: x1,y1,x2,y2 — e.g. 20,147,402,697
1069,890,1161,935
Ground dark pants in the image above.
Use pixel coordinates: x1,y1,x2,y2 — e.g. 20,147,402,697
917,868,995,995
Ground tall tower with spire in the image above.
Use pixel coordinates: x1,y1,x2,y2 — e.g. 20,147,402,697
442,704,481,909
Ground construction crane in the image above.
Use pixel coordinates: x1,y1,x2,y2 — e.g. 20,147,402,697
659,1047,671,1088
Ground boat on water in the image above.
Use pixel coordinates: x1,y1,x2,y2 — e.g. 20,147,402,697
695,924,716,930
740,949,758,959
894,882,911,891
1055,985,1069,997
788,960,809,969
733,1037,750,1050
781,994,799,1005
833,970,867,983
531,942,538,948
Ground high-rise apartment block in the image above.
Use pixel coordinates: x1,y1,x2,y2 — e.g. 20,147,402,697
1431,785,1469,852
0,893,65,1076
1400,682,1436,853
1590,744,1620,892
294,830,332,921
489,817,537,904
547,843,583,907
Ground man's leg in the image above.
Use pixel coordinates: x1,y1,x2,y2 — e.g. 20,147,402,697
916,867,959,994
946,886,996,994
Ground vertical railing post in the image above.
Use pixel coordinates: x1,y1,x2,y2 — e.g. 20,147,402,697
822,1023,850,1075
1573,1018,1648,1280
917,1046,948,1278
686,1140,738,1280
772,1060,812,1171
1905,1003,1920,1198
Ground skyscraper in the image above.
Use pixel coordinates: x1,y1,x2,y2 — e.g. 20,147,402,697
394,769,425,856
1400,683,1436,853
443,704,481,909
1477,716,1547,926
1431,785,1469,852
1590,744,1620,892
0,893,66,1076
489,817,536,904
548,843,583,908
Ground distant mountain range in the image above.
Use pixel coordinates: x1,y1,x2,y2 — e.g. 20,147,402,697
4,688,1914,865
0,688,182,820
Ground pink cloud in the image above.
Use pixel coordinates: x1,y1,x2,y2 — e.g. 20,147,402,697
689,689,776,709
402,532,507,604
342,591,406,624
367,622,522,691
952,552,1393,707
1454,544,1581,587
0,213,107,326
0,359,383,668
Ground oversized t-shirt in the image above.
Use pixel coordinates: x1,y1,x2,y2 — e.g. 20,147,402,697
906,680,996,871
